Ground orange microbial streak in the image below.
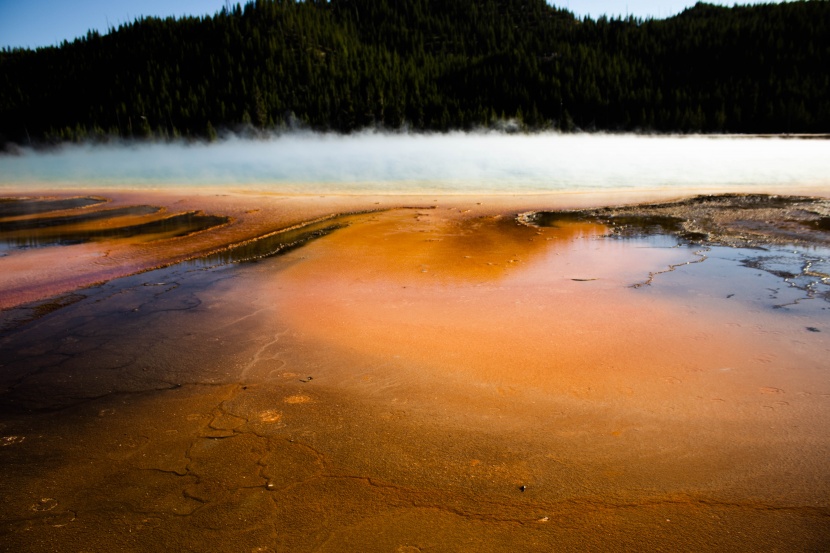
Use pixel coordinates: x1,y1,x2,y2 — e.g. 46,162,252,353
262,207,830,549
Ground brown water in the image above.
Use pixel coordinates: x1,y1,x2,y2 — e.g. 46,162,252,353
1,206,829,552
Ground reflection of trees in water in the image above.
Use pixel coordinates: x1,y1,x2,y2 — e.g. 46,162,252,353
0,197,104,217
0,205,160,231
0,209,229,249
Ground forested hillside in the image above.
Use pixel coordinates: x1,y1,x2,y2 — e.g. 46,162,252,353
1,0,828,144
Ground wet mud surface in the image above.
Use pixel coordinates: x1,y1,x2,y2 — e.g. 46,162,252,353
1,194,830,551
525,193,830,248
0,191,399,310
526,194,830,305
0,197,106,217
0,205,162,232
0,199,229,250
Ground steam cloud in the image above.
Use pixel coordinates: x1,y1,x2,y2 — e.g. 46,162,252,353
1,132,828,195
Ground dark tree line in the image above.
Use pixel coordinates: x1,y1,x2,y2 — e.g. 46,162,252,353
1,0,828,144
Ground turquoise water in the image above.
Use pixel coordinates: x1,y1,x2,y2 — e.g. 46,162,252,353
1,132,828,194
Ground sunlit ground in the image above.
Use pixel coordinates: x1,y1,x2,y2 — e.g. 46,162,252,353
1,188,828,551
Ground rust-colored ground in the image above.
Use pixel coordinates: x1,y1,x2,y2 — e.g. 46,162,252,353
1,190,829,551
0,188,725,310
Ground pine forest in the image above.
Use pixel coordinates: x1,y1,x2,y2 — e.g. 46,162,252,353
1,0,829,145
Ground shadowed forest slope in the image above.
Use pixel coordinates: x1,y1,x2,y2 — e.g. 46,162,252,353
1,0,828,143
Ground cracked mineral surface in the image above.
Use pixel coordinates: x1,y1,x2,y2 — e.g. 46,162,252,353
1,192,829,552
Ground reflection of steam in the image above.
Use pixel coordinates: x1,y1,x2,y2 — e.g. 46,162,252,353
1,132,828,194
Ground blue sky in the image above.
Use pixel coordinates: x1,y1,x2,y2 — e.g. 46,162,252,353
0,0,797,50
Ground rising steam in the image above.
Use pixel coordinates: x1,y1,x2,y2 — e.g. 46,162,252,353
1,131,828,195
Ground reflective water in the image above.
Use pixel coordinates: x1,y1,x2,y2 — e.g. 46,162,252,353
1,208,828,552
0,205,161,232
0,209,230,250
0,196,105,216
529,205,830,305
